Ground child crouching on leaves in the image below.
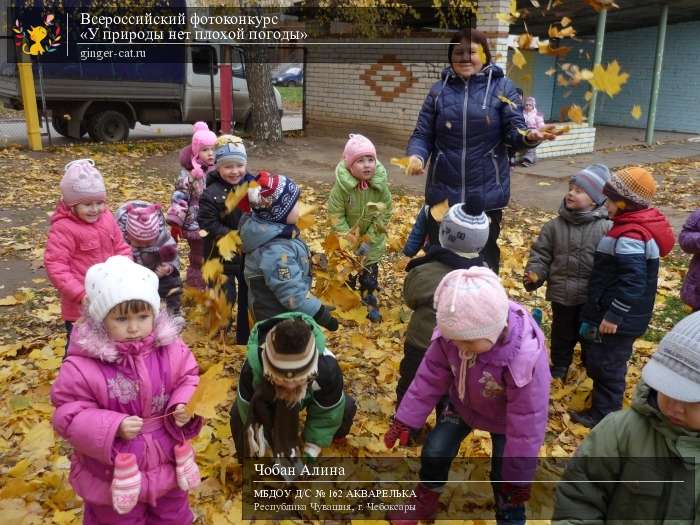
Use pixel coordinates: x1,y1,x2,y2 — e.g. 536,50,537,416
51,256,203,523
167,121,217,290
385,268,550,525
240,172,339,332
328,134,392,322
116,201,183,315
524,164,612,380
45,159,132,349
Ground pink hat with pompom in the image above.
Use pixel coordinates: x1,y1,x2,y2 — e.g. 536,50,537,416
434,267,509,343
190,122,217,179
60,159,106,206
343,134,376,168
126,203,162,242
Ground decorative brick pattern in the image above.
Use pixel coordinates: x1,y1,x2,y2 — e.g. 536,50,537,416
359,55,416,103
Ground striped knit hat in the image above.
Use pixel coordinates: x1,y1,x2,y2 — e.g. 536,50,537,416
248,171,300,223
603,166,657,210
439,203,490,256
570,164,611,206
262,322,318,383
215,135,247,165
126,203,161,242
642,311,700,402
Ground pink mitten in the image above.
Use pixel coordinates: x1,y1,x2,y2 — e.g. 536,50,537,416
174,442,201,491
111,453,141,515
166,200,188,227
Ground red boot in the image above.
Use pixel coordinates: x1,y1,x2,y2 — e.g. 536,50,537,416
387,484,440,525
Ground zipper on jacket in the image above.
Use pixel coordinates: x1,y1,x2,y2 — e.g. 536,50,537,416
491,150,501,186
461,78,469,203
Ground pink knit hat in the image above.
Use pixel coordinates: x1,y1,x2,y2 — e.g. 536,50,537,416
343,134,376,168
434,267,509,343
190,122,217,180
126,203,161,242
60,159,106,206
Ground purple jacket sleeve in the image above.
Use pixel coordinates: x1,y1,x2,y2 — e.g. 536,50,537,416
395,337,453,429
165,340,203,441
679,210,700,254
51,360,126,465
502,350,550,483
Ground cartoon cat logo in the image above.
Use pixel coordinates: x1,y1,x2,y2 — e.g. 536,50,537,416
14,14,62,56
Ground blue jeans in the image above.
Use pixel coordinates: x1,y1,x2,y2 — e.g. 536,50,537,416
419,412,526,525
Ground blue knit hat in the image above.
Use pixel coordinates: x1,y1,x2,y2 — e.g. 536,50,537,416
570,164,611,206
215,141,247,165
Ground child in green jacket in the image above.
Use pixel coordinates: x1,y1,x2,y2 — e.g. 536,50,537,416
553,311,700,524
327,134,393,322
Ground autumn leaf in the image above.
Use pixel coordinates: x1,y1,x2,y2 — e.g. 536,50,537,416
545,67,556,76
475,43,487,66
201,258,223,283
552,125,572,136
186,362,233,418
584,0,619,12
539,42,571,58
561,16,572,27
518,33,534,49
296,202,317,230
631,105,642,120
512,48,527,69
0,295,20,306
498,95,517,108
588,60,630,97
22,420,54,462
429,199,450,221
584,90,593,102
216,231,241,261
567,104,586,124
224,180,255,213
548,24,576,39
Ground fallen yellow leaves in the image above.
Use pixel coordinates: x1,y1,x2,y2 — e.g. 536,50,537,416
631,104,642,120
588,60,630,97
567,104,586,124
512,48,527,69
186,362,234,419
216,231,242,261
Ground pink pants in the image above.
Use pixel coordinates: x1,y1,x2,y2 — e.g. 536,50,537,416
83,489,192,525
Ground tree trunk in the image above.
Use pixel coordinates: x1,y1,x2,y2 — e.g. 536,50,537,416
244,47,283,143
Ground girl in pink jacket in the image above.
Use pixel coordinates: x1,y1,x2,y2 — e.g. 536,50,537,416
51,256,203,524
44,159,132,348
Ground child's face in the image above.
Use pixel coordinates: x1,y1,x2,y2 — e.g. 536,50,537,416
198,146,215,166
453,338,494,355
219,161,247,185
565,183,595,212
658,392,700,431
606,199,620,217
72,200,106,223
286,201,301,225
349,155,376,181
104,306,154,342
524,102,534,112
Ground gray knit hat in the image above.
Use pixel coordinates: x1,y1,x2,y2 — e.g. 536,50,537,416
439,203,490,256
642,311,700,402
215,141,247,165
570,164,611,206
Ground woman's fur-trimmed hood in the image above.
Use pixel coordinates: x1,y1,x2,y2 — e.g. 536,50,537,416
68,310,183,363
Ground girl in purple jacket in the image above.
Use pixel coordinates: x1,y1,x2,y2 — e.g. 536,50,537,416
51,256,203,524
680,208,700,311
385,267,550,525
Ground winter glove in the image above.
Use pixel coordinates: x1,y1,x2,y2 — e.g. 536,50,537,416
183,228,203,242
111,452,142,515
522,271,541,292
166,199,188,227
174,441,201,491
314,305,339,331
498,482,531,506
303,442,322,462
170,225,183,242
384,418,412,449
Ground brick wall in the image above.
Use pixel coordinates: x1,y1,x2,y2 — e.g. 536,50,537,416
536,124,596,158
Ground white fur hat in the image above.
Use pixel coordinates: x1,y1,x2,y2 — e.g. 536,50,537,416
85,255,160,321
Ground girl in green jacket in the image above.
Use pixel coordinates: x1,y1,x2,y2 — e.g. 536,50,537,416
327,134,393,322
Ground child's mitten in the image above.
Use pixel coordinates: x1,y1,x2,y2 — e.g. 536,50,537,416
166,200,188,227
384,418,412,449
111,452,141,515
174,441,201,491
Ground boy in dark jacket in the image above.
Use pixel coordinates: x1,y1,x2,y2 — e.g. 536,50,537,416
197,139,256,343
240,172,338,332
524,164,612,380
554,312,700,524
398,202,490,406
229,313,356,462
574,167,675,428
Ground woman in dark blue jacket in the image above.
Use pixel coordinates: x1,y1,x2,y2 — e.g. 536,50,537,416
406,29,555,271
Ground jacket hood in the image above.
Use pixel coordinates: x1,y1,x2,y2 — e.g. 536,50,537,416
240,213,288,253
441,62,505,82
179,145,194,170
68,310,182,363
246,311,327,359
614,207,675,256
558,200,609,225
632,381,700,461
334,160,388,193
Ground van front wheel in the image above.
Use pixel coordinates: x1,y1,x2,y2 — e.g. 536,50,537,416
88,110,130,142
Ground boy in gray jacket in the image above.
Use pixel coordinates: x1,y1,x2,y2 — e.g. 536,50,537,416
240,172,338,332
524,164,612,380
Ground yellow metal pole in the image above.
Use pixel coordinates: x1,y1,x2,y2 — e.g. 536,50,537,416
16,59,42,151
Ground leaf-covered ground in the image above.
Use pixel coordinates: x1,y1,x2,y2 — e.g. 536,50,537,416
0,139,692,524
